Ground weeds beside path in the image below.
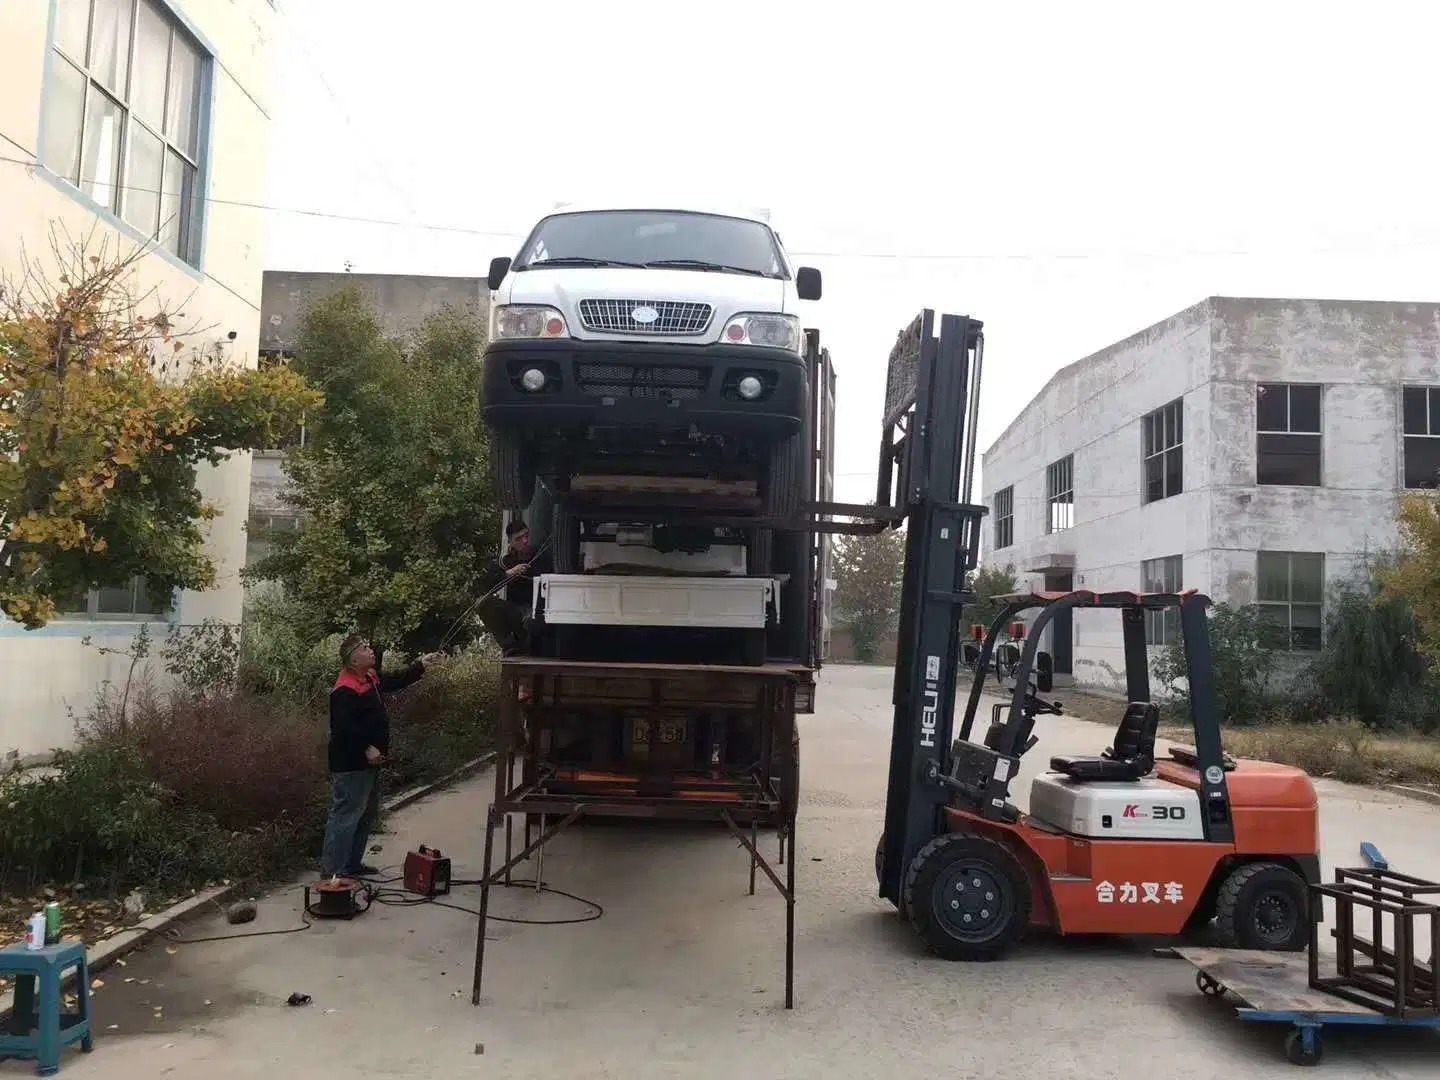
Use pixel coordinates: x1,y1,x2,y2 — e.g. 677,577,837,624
1054,689,1440,792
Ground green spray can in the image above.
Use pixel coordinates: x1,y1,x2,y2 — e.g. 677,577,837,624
43,902,61,946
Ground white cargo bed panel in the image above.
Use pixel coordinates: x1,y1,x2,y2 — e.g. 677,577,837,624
537,574,776,629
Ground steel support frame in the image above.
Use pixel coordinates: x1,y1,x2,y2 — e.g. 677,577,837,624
470,663,800,1009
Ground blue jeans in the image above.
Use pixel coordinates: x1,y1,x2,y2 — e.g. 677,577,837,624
320,769,381,876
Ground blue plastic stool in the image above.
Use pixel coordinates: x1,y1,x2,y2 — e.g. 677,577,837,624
0,941,94,1076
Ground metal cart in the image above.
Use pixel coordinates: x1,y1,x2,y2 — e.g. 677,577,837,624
1175,843,1440,1066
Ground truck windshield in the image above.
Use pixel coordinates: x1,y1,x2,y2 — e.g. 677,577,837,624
515,211,786,278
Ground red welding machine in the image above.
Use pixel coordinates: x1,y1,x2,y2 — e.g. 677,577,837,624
403,845,451,897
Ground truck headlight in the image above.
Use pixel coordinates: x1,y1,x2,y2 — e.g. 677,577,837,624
721,313,802,353
737,375,764,400
493,305,569,341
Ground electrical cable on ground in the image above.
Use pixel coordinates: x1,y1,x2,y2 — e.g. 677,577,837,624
160,863,603,946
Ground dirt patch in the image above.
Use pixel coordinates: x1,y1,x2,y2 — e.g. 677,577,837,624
1046,689,1440,790
1220,724,1440,789
0,887,186,996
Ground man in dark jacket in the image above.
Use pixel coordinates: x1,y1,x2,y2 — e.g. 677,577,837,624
477,519,553,656
321,634,445,878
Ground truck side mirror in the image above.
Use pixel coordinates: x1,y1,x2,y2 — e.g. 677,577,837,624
487,257,512,291
1035,652,1054,693
795,266,822,301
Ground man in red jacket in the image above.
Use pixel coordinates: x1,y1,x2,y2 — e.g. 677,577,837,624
321,634,446,878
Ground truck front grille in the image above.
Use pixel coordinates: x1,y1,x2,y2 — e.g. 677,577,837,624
578,299,713,336
575,362,709,400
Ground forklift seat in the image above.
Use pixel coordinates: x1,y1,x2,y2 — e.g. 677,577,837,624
1048,701,1160,782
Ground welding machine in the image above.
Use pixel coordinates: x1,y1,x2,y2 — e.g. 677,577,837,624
403,845,451,897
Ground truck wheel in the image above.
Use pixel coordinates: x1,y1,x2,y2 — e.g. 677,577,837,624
902,833,1032,961
489,429,535,510
552,506,580,573
875,834,885,890
764,431,806,519
748,528,773,575
1213,861,1309,951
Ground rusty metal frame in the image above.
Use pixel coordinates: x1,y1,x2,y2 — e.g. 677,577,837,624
1310,865,1440,1019
470,658,801,1009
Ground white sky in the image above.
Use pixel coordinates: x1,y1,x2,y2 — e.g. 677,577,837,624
263,0,1440,505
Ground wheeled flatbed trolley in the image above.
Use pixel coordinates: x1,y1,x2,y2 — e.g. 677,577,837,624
1173,842,1440,1067
1177,946,1440,1066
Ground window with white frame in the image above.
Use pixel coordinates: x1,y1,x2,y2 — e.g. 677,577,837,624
1402,386,1440,489
59,574,173,619
41,0,208,265
1045,455,1073,533
993,486,1014,549
1256,383,1322,486
1142,398,1183,503
1141,555,1182,646
1256,551,1324,651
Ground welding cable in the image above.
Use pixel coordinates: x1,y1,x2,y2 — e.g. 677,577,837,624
157,866,602,946
370,876,604,926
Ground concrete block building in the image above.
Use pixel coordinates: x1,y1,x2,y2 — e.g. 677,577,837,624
980,296,1440,691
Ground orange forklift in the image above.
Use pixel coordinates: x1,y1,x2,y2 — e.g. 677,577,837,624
877,588,1322,960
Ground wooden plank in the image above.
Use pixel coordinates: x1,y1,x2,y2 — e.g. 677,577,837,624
1176,948,1379,1016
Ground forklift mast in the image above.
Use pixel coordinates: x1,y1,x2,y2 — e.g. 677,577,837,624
877,311,988,906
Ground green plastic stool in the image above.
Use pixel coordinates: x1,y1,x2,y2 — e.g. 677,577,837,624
0,940,94,1076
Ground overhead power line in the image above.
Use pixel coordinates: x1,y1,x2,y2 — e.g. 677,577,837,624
8,154,1440,264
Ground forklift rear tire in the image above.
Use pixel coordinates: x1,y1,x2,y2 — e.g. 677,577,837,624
489,430,535,511
1213,861,1310,951
903,833,1031,961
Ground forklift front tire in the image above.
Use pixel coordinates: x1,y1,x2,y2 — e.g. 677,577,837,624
902,833,1032,961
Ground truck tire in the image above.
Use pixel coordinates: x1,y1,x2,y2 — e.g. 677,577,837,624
489,429,535,510
552,505,580,573
902,833,1032,961
764,430,806,519
748,528,773,576
1213,861,1309,951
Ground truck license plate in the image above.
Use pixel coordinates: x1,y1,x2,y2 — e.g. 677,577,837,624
632,718,687,745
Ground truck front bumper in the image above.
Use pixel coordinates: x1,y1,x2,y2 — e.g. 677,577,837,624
482,339,808,440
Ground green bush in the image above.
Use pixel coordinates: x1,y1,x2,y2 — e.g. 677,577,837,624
1,619,501,901
1298,554,1440,732
386,645,501,790
0,741,277,896
238,584,341,701
1154,602,1278,725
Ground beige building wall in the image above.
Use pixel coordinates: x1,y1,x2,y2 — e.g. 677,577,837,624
0,0,277,763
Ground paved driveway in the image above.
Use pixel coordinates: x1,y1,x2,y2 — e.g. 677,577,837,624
14,665,1438,1080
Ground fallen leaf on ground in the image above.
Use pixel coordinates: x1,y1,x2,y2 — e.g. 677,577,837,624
107,1024,119,1031
165,947,177,955
91,978,104,989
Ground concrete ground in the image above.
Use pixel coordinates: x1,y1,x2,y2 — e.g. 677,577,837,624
9,665,1439,1079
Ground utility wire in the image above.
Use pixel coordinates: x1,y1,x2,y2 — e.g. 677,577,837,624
9,154,1440,264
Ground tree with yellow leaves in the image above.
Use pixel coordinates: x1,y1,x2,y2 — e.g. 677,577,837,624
0,228,320,628
1379,492,1440,665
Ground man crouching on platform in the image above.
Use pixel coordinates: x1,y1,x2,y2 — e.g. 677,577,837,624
322,634,446,878
477,519,553,656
